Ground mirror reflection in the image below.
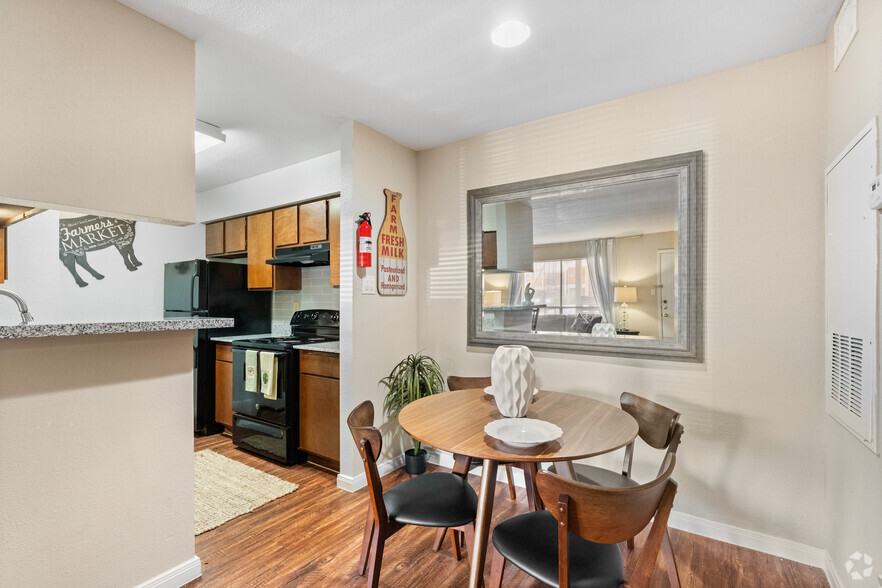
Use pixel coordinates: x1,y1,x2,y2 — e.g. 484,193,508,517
481,175,678,340
468,151,703,362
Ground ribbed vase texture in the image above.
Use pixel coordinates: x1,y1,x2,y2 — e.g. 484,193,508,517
491,345,536,417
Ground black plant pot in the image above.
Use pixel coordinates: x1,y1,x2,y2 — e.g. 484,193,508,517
404,448,427,475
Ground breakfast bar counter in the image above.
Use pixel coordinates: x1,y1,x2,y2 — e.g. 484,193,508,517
0,317,234,339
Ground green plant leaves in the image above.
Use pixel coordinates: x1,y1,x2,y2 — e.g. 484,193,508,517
379,353,444,453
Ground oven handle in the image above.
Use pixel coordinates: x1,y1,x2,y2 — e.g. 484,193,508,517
234,416,285,439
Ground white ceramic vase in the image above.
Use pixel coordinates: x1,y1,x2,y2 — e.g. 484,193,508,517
491,345,536,417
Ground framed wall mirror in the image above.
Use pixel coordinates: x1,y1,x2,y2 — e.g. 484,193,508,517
467,151,704,362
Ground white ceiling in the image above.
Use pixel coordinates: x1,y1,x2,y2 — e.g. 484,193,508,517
529,175,679,244
118,0,841,192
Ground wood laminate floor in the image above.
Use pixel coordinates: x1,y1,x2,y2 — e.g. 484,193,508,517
187,435,828,588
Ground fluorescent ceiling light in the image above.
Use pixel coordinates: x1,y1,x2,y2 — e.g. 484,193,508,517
195,119,226,153
491,21,531,48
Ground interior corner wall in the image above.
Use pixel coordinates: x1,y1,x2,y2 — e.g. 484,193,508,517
195,151,342,223
0,0,195,225
823,0,882,580
338,122,419,482
416,46,827,550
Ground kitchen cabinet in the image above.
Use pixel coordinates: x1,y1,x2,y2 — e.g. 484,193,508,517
0,227,6,283
299,350,339,470
205,222,224,256
247,211,301,291
482,231,497,269
215,343,234,432
299,200,328,243
273,205,299,249
206,217,247,257
328,197,340,287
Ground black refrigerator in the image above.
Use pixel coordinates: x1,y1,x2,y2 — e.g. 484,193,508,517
164,260,271,435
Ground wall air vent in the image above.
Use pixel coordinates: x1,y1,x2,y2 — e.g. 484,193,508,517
830,333,863,417
825,120,878,452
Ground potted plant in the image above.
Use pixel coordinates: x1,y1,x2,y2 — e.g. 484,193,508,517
380,352,444,475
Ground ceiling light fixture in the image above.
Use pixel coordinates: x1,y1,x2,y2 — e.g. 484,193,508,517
491,21,531,48
195,119,226,153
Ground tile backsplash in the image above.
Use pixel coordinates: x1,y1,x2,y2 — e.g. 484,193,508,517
271,266,339,334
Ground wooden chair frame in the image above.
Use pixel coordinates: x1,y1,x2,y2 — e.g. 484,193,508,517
490,455,678,588
348,400,477,587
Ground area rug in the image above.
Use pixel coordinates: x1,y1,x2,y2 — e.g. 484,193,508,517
194,449,298,535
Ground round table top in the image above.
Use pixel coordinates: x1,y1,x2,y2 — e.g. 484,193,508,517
398,388,639,462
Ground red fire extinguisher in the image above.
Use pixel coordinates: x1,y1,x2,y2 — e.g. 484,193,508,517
357,212,372,268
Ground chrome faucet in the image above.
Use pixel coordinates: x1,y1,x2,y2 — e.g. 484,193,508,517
0,289,34,325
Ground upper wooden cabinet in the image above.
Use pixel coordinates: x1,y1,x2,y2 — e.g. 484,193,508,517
205,222,224,256
224,217,247,254
299,200,328,243
247,211,301,291
328,197,340,288
206,218,247,257
273,205,299,249
0,227,6,283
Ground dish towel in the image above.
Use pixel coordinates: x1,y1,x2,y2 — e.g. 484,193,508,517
259,351,278,400
244,350,259,393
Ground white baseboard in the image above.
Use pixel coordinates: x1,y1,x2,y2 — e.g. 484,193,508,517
667,511,826,569
825,551,845,588
133,556,201,588
337,453,406,492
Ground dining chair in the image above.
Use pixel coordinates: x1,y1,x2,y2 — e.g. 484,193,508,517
548,392,684,587
347,400,478,587
489,455,678,588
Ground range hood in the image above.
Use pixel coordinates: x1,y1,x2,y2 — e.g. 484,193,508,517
267,242,330,266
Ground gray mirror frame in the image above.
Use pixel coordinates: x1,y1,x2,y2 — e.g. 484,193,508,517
467,151,704,362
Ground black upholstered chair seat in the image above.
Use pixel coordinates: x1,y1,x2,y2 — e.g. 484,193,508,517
548,463,639,489
383,472,478,527
492,511,624,588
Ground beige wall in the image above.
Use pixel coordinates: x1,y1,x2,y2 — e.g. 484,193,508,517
616,231,678,338
339,122,420,481
0,0,195,225
417,46,827,550
823,0,882,582
0,332,196,587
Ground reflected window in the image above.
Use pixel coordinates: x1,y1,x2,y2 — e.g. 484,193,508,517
529,259,598,316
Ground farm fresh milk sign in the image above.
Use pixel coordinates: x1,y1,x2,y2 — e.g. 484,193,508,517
377,188,407,296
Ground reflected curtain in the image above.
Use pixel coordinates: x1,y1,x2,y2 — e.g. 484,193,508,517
586,239,617,323
507,272,525,306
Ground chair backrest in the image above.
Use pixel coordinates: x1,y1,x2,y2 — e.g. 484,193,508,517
536,455,678,587
447,375,491,391
347,401,387,523
620,392,684,477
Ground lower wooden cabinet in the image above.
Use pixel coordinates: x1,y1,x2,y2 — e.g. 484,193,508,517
299,351,340,470
215,344,234,431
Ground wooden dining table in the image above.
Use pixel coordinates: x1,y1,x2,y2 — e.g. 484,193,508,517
398,388,639,588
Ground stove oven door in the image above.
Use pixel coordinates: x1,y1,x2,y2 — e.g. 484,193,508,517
232,348,290,426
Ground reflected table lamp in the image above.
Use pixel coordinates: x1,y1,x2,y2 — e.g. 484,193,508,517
614,286,637,331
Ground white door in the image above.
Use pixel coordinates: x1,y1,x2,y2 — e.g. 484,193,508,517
657,249,677,340
825,121,878,450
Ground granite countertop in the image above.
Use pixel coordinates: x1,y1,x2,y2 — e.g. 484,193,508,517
293,341,339,354
0,317,235,339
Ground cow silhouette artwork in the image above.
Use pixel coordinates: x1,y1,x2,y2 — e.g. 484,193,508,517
59,215,142,287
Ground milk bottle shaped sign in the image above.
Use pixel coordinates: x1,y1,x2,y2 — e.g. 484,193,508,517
377,188,407,296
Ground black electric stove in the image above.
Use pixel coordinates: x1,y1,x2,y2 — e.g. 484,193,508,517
231,309,339,464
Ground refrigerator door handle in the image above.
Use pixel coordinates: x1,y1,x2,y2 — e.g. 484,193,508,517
190,273,199,312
